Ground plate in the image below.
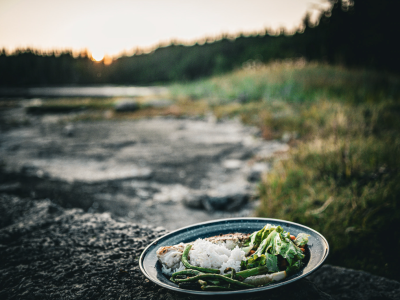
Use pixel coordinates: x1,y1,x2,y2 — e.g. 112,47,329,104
139,217,329,295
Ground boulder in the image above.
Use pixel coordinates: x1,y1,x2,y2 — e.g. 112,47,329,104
203,192,247,211
182,190,206,209
182,180,252,211
202,181,250,211
114,99,139,112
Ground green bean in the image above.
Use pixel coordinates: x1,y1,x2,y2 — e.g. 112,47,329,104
223,266,269,279
181,244,220,274
174,273,255,289
198,280,207,287
171,269,201,282
231,268,236,279
201,285,234,291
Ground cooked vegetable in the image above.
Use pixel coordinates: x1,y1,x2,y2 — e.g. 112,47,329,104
198,280,207,287
174,273,255,289
223,265,269,279
241,224,276,255
243,271,287,286
171,269,200,281
243,225,306,274
294,233,310,247
231,268,236,279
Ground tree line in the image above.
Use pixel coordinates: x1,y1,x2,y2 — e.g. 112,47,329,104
0,0,399,87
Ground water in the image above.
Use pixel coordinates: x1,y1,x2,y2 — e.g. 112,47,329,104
0,85,168,98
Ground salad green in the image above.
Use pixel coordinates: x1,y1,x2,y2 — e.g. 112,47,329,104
241,224,308,275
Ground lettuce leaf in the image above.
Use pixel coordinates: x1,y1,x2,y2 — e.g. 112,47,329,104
242,224,307,272
243,224,278,255
265,253,280,273
286,260,303,275
260,223,276,240
253,231,277,257
274,235,304,265
245,254,267,269
294,233,310,247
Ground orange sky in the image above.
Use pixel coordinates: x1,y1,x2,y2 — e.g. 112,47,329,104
0,0,330,59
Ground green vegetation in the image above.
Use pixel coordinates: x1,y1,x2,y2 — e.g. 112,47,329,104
1,1,400,87
171,61,400,281
171,61,400,105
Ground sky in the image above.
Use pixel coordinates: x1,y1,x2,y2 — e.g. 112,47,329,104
0,0,330,60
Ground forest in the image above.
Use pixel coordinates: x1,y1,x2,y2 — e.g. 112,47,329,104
0,0,399,87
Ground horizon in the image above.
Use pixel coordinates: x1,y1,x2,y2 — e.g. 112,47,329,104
0,0,330,61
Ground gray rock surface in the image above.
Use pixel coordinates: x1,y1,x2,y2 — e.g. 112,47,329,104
1,194,399,300
309,265,400,300
62,124,75,137
0,194,331,300
114,99,140,112
0,105,289,230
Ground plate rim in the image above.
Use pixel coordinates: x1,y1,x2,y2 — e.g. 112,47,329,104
139,217,329,295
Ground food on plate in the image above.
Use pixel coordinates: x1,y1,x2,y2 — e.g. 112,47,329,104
156,233,250,270
156,223,309,291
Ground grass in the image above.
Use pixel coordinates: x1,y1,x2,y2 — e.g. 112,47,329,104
257,102,400,280
171,60,400,281
170,60,400,105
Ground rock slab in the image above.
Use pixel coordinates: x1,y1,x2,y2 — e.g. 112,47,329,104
309,265,400,300
1,195,399,300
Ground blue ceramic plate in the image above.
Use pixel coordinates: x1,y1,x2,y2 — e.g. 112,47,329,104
139,217,329,295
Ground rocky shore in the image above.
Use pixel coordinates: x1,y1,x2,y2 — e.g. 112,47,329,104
0,104,289,230
1,194,399,300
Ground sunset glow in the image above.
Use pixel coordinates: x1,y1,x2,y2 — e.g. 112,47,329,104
91,51,105,62
0,0,330,58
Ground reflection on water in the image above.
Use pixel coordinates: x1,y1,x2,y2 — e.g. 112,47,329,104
0,86,168,97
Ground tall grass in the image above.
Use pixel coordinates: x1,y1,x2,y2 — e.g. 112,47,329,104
257,101,400,280
170,60,400,105
171,61,400,281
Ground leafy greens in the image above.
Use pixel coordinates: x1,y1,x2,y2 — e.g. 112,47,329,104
242,224,309,275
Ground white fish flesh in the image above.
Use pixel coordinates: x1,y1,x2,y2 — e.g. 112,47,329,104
156,243,186,269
